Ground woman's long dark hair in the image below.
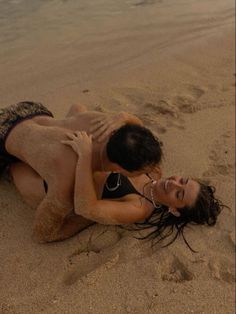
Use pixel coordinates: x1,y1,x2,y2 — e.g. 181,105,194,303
133,181,226,252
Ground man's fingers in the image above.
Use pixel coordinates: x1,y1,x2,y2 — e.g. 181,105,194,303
92,124,108,138
95,127,110,141
97,130,110,142
89,118,113,133
89,121,106,133
90,118,103,125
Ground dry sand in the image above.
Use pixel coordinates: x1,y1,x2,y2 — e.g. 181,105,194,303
0,0,235,313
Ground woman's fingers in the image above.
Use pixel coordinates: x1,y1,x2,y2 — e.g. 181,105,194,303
65,131,89,139
61,140,72,146
61,140,78,152
65,132,76,140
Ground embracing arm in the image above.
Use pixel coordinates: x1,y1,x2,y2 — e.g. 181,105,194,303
62,132,149,225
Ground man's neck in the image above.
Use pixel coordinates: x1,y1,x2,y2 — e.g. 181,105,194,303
92,142,110,172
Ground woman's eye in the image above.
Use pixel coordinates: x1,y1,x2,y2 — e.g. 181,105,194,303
181,178,188,185
176,190,184,200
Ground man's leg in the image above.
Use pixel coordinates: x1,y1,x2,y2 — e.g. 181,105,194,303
11,162,95,242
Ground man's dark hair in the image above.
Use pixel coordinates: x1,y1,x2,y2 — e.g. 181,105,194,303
106,124,162,172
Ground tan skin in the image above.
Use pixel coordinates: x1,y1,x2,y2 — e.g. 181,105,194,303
8,105,200,243
62,131,200,224
6,104,161,242
11,133,200,226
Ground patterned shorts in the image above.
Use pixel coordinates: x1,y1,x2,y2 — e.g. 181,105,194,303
0,101,53,174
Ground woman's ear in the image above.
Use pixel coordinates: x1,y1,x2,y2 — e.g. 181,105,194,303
168,207,181,217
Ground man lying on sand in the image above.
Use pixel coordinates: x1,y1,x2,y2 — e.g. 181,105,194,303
0,102,224,250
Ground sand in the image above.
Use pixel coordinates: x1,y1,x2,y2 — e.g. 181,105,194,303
0,0,235,313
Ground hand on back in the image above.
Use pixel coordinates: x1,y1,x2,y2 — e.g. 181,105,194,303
61,131,92,157
89,112,127,142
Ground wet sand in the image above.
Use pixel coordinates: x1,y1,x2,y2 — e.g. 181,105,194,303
0,0,235,313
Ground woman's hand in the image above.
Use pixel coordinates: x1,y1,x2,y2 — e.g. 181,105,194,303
61,131,92,157
89,112,128,142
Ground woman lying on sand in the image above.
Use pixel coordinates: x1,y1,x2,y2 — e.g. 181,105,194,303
1,101,162,241
62,131,224,251
1,102,223,250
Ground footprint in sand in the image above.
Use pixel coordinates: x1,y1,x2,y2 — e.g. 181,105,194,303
62,254,120,286
202,132,234,177
137,113,167,134
63,252,102,286
173,95,198,113
173,85,205,113
161,256,194,283
69,229,122,260
187,85,205,99
208,258,235,283
228,231,236,249
144,100,179,118
133,0,160,7
63,252,120,286
63,230,122,285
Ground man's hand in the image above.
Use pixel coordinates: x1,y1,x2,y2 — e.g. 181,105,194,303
89,112,128,142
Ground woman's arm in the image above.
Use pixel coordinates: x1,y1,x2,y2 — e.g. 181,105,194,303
89,111,143,142
62,131,150,225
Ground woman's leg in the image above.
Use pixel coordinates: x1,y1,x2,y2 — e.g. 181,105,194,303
10,162,46,208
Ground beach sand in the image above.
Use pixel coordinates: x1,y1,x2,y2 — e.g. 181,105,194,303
0,0,235,313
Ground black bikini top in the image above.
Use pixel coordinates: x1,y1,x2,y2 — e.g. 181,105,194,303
43,172,152,204
102,172,152,203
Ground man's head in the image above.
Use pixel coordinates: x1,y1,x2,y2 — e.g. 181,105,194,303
106,124,163,175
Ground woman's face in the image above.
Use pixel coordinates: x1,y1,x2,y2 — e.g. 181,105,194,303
154,176,200,209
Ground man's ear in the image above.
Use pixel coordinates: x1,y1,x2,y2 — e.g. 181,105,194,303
168,207,181,217
155,166,162,180
111,163,123,172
